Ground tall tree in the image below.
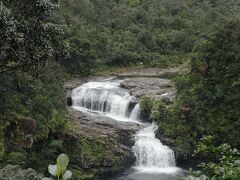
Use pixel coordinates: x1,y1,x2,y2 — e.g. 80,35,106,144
0,0,65,75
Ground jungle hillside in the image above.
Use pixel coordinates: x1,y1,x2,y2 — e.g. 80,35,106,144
0,0,240,179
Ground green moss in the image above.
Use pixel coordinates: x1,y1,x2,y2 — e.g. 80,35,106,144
2,152,27,166
71,169,96,180
64,120,130,179
0,125,4,157
140,97,154,120
65,120,81,135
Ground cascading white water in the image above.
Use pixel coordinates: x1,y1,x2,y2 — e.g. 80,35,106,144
71,79,179,174
71,81,135,121
132,123,178,173
129,103,141,120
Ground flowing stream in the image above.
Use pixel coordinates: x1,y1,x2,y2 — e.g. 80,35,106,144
71,79,181,179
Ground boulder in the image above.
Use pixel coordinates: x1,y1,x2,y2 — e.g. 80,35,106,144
19,118,36,134
64,108,143,179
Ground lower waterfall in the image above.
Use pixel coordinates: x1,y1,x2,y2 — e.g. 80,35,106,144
132,123,178,173
71,79,179,176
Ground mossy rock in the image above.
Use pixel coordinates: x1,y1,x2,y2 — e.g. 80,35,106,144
63,120,135,179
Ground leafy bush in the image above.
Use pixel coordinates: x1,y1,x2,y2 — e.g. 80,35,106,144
2,152,27,166
151,19,240,159
0,63,66,141
192,136,240,179
0,0,66,75
139,97,154,120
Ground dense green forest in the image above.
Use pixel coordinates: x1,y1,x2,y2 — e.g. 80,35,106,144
0,0,240,179
140,18,240,173
59,0,240,75
0,0,67,173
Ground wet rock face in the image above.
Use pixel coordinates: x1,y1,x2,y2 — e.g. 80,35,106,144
120,77,175,102
0,165,45,180
64,109,142,178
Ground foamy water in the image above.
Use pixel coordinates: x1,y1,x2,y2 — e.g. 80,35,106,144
71,79,180,177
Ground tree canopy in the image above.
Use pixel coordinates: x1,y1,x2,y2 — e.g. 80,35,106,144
0,0,65,75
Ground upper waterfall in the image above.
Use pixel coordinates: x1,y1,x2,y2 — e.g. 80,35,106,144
71,80,139,122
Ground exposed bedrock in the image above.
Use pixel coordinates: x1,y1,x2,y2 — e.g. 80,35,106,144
120,77,175,102
63,109,143,179
116,67,180,79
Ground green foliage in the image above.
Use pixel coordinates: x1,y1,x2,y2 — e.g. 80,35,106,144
57,154,69,169
0,0,67,143
192,136,240,179
2,152,27,166
58,0,203,75
48,154,72,180
186,19,240,147
126,0,140,7
58,0,240,76
140,97,193,158
26,140,66,173
0,0,240,179
0,0,66,75
0,63,66,141
152,19,240,160
0,125,4,157
0,0,69,177
140,97,154,120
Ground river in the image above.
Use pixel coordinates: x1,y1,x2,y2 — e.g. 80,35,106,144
71,78,184,180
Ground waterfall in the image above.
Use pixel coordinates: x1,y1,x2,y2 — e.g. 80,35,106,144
71,81,133,121
132,123,178,173
71,79,179,174
129,103,141,120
